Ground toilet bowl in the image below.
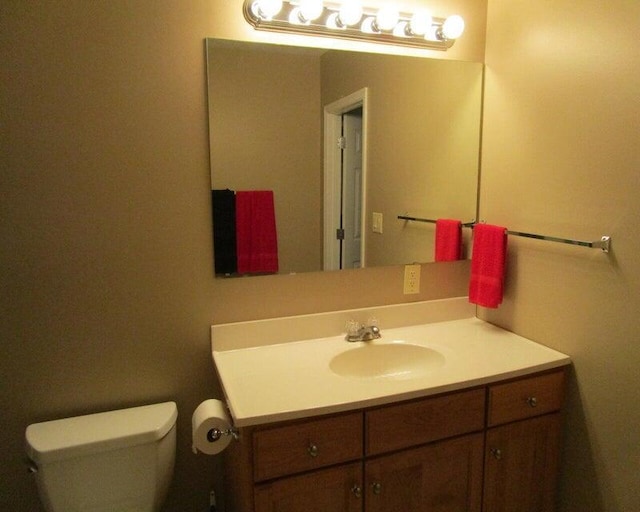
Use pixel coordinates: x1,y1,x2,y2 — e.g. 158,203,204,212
25,401,177,512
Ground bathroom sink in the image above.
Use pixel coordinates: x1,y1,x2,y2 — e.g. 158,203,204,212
329,342,445,380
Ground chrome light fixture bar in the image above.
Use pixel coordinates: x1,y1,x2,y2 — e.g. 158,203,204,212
243,1,465,51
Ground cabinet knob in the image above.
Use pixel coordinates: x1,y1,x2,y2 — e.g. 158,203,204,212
351,485,362,498
307,443,319,457
526,396,538,408
490,448,503,460
372,482,383,495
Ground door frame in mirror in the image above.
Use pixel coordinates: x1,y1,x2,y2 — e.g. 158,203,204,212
323,87,369,271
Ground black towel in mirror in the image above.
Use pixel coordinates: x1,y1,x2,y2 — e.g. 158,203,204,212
212,189,237,275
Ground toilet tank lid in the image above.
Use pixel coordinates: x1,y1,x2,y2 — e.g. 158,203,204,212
25,401,177,464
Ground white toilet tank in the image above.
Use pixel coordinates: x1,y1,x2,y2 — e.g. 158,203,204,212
25,401,177,512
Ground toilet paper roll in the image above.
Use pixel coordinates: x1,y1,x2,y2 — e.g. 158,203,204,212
192,399,234,455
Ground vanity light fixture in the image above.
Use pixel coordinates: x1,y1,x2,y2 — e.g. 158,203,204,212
243,0,465,51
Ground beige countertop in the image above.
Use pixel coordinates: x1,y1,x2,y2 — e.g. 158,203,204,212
212,299,571,427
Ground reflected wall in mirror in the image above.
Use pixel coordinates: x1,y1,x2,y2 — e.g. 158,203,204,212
206,38,482,277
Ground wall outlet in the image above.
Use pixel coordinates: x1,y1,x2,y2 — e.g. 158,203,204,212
372,212,383,233
403,264,420,294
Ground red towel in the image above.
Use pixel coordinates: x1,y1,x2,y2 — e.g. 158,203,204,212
469,224,507,308
435,219,463,262
235,191,279,274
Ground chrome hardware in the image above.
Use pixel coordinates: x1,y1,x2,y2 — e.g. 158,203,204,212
206,427,239,443
307,443,319,457
398,216,612,253
499,226,611,252
397,215,476,228
490,448,503,460
372,482,382,495
345,319,382,342
526,396,538,408
26,458,38,474
351,485,362,498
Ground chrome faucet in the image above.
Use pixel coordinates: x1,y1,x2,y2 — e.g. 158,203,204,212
345,320,382,342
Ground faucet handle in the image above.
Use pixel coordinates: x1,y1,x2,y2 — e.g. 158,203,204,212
345,320,360,337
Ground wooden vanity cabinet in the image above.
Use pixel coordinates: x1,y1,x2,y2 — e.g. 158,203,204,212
483,370,566,512
222,369,566,512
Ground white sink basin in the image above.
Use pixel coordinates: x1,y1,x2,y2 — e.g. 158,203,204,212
329,342,446,380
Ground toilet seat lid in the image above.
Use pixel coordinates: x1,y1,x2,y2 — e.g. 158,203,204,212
26,401,177,464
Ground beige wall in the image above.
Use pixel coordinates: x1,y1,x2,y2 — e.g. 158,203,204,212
0,1,484,511
481,1,640,511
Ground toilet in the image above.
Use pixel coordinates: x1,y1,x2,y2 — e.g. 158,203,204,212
25,401,177,512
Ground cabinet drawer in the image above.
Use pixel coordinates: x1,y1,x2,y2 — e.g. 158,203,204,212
487,370,565,427
253,412,363,482
365,388,485,456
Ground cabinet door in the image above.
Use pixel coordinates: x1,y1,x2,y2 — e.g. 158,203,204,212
254,462,362,512
484,413,562,512
365,433,484,512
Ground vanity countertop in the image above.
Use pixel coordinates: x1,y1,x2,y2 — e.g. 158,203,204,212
212,300,570,427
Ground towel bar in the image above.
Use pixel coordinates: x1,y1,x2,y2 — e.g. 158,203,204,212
397,215,475,227
504,230,611,253
397,215,611,253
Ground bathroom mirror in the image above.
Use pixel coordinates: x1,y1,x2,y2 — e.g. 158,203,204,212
206,38,482,276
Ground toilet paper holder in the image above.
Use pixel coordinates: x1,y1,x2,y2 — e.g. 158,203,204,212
206,427,239,443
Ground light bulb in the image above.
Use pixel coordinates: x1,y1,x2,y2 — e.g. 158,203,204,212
337,0,363,26
298,0,324,22
375,4,399,32
393,21,409,37
408,9,432,36
252,0,283,20
442,14,465,39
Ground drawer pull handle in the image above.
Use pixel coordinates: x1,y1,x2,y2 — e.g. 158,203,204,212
526,396,538,408
372,482,382,495
351,485,362,498
491,448,503,460
307,443,319,457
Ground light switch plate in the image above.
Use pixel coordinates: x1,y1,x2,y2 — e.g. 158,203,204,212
372,212,383,233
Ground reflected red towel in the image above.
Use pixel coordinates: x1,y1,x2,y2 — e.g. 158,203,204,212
435,219,463,262
469,224,507,308
236,191,279,274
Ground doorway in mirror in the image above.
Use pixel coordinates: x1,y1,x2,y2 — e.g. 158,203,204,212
323,88,368,271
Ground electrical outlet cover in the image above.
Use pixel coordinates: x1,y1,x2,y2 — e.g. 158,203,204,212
403,264,420,294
